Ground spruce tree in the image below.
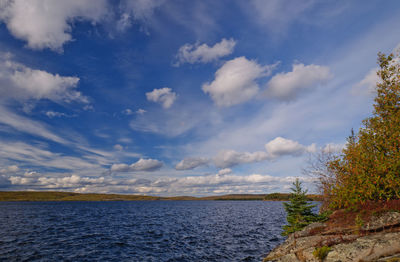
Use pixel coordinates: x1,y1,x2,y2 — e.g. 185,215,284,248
282,179,319,236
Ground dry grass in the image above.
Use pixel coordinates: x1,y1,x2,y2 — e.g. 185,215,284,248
319,200,400,235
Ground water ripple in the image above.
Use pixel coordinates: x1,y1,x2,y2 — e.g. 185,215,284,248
0,201,288,261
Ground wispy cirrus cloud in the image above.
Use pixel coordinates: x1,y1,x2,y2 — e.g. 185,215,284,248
352,67,379,95
0,105,69,145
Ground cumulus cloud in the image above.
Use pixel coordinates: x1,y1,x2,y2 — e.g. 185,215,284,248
0,53,87,104
0,165,19,174
0,0,108,51
174,38,236,66
213,150,269,168
9,173,105,188
202,57,275,107
265,137,316,158
111,158,163,172
266,63,331,100
175,157,210,170
217,168,232,176
5,170,315,195
352,68,379,95
203,137,318,169
146,87,177,109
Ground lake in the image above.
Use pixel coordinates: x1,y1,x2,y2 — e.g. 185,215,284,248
0,201,288,261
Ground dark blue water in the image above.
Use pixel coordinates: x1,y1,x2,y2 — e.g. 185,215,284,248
0,201,288,262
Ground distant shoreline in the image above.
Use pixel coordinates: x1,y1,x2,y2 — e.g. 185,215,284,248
0,191,322,202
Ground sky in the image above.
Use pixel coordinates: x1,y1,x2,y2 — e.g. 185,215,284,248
0,0,400,196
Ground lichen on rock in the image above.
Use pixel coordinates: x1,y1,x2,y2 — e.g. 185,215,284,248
264,211,400,262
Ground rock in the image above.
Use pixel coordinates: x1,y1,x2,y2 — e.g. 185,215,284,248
264,212,400,262
295,222,327,238
362,212,400,231
325,231,400,262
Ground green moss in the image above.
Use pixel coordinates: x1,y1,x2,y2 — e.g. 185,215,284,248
313,246,331,261
385,258,400,262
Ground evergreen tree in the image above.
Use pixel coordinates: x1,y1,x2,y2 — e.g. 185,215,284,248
282,179,320,236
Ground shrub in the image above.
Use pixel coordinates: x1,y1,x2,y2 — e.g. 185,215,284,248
313,246,331,261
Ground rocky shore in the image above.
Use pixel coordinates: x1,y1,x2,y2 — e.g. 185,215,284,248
264,211,400,262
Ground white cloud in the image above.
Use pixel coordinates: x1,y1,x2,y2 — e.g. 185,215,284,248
0,105,69,144
136,108,146,114
245,0,316,33
122,108,146,115
0,0,108,51
5,170,316,196
24,171,39,177
180,137,318,170
46,111,66,118
202,57,275,107
9,173,105,188
146,87,177,109
122,109,134,115
213,149,269,168
175,157,209,170
352,67,379,95
45,111,76,118
113,144,123,151
174,38,236,66
117,0,165,31
0,54,87,104
217,168,232,176
130,99,219,137
0,139,133,178
265,137,315,158
111,158,163,172
322,143,344,154
0,165,19,174
266,63,331,100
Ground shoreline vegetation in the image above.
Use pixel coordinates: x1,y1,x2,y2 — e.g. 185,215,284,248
0,191,323,202
264,51,400,261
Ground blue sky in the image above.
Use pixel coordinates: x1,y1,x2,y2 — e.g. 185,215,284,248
0,0,399,196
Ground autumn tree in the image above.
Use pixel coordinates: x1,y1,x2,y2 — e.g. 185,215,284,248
302,146,340,210
326,52,400,209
